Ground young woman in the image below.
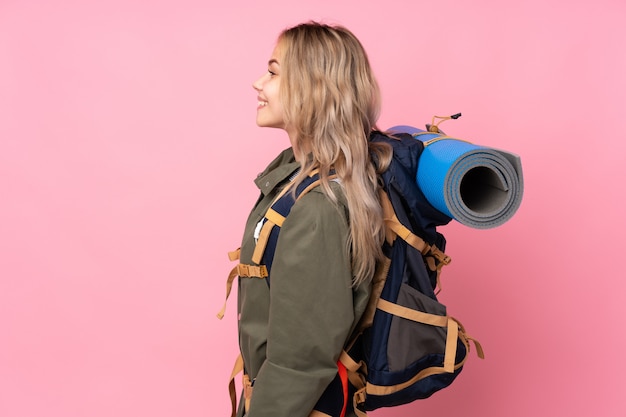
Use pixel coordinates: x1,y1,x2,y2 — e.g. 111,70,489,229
235,21,391,417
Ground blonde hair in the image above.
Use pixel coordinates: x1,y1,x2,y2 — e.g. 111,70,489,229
277,22,392,286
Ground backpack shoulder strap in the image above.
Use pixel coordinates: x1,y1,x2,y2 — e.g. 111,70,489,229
251,170,336,266
217,170,336,318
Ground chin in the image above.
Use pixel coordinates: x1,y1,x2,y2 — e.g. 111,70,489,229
257,121,285,130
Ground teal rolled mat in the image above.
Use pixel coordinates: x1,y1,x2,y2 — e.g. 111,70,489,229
389,125,524,229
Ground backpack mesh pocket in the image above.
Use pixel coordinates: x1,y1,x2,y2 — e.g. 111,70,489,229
388,283,448,372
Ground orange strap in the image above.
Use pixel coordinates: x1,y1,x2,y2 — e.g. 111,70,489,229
379,189,450,294
217,248,268,319
379,190,449,261
250,181,295,264
251,208,285,264
216,263,240,320
217,249,242,320
242,374,253,414
228,354,244,417
378,298,457,372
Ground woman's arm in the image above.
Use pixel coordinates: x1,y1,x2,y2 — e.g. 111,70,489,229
247,187,354,417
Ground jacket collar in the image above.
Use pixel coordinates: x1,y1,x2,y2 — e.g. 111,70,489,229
254,147,300,196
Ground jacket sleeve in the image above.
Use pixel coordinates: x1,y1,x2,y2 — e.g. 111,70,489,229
246,188,354,417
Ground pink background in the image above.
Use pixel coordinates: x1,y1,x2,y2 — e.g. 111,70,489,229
1,0,625,416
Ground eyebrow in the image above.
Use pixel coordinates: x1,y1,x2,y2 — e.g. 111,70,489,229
268,59,279,66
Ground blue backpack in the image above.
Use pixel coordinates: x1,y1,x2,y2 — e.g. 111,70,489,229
223,129,484,416
340,130,484,415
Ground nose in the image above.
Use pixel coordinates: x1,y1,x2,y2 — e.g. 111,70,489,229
252,73,267,91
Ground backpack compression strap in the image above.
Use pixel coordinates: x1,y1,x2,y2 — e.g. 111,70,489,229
379,190,451,293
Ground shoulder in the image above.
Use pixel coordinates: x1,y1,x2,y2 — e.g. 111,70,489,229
284,180,349,231
302,180,347,215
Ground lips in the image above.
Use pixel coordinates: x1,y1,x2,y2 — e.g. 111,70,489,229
257,96,268,108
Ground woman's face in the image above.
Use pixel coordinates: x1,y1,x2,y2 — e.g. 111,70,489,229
253,44,286,131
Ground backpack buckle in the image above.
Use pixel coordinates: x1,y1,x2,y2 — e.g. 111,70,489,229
430,245,451,266
354,387,367,407
237,264,268,278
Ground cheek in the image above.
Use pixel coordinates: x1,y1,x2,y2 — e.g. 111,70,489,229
269,86,283,109
268,81,280,100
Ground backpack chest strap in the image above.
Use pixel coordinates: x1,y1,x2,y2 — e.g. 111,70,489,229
216,249,268,320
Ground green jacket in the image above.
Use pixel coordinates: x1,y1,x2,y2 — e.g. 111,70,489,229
236,147,370,417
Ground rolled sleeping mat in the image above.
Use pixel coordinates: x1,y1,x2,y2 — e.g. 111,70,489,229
389,125,524,229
